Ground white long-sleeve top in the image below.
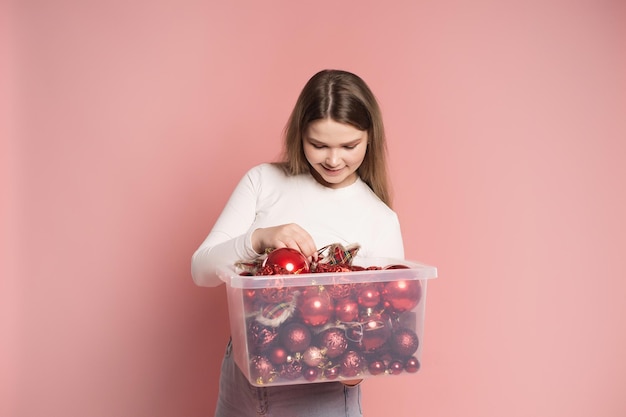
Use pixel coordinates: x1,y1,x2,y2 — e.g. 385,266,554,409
191,163,405,287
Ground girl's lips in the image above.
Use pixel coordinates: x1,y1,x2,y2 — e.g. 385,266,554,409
322,166,344,176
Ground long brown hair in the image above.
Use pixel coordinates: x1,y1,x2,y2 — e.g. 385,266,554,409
279,69,392,207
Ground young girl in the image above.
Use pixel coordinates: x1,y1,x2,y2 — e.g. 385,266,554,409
192,69,405,417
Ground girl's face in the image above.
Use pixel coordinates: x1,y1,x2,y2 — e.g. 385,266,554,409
303,118,368,189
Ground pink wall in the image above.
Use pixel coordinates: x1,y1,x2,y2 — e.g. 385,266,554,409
6,1,626,416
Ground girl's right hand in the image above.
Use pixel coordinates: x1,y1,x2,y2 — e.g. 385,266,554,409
252,223,318,261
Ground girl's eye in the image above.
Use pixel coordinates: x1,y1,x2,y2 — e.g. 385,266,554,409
344,145,357,150
312,144,326,149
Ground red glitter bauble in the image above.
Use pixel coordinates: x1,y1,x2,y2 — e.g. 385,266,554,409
339,350,365,378
381,279,422,313
355,310,392,352
279,322,312,353
405,356,421,373
334,297,359,322
264,248,310,274
325,283,355,299
390,328,419,358
278,359,304,380
249,355,275,385
247,321,279,353
317,327,349,359
303,346,325,367
297,286,334,327
258,287,294,304
357,285,381,308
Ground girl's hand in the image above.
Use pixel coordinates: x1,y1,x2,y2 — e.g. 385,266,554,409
252,223,318,261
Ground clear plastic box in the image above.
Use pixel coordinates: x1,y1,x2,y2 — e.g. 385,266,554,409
217,258,437,387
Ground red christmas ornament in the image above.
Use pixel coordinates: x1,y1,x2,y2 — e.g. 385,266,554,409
355,310,392,352
250,355,275,385
303,346,325,367
388,359,404,375
268,346,289,365
317,327,349,359
297,286,334,327
390,328,419,358
382,279,422,313
257,286,294,304
279,322,312,353
325,283,355,299
263,248,310,274
278,358,304,380
334,297,359,322
384,264,410,270
247,321,280,353
357,285,381,308
303,366,319,381
368,359,386,375
323,366,340,380
340,350,365,378
405,356,420,373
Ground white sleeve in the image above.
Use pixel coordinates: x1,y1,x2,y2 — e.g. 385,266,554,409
191,168,263,287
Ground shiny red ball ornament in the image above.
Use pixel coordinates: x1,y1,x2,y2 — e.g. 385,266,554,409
324,366,340,380
303,366,319,382
279,322,312,353
268,346,289,365
388,359,404,375
405,356,421,373
368,359,386,375
384,264,410,270
357,285,381,308
390,328,419,358
250,355,275,385
340,350,365,378
334,297,359,322
317,327,348,359
264,248,310,274
355,310,392,352
297,286,334,327
381,279,422,313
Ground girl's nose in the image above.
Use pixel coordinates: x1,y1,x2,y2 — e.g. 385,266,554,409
325,149,340,166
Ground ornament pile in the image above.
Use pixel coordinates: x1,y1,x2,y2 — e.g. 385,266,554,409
235,244,424,385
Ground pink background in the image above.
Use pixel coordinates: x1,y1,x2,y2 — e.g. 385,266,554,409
4,1,626,416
